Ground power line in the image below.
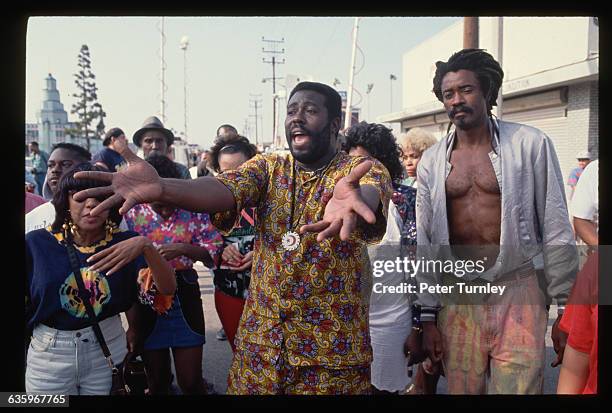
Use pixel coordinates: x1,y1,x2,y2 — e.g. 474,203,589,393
262,37,285,148
157,17,168,123
249,93,263,146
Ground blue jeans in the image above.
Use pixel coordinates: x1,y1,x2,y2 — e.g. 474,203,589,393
34,173,46,196
26,315,127,395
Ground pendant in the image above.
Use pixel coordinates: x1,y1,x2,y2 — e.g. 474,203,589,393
282,231,301,251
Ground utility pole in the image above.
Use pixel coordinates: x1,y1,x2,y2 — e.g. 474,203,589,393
180,35,190,141
159,17,167,123
262,37,285,148
243,118,250,137
493,17,503,119
344,17,360,131
389,74,397,113
249,93,262,146
463,17,479,49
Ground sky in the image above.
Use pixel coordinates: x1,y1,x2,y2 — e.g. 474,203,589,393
26,16,460,150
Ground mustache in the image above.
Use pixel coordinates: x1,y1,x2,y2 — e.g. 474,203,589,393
448,105,473,118
289,125,315,137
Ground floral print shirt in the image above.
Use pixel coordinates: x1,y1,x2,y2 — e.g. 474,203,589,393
213,151,392,367
391,183,417,246
125,204,223,271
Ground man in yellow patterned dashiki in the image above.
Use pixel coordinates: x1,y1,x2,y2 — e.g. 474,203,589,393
73,81,393,395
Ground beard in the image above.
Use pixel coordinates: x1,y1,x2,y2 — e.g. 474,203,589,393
447,105,487,130
286,123,333,165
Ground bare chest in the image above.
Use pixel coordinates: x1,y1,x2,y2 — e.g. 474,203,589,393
446,149,500,199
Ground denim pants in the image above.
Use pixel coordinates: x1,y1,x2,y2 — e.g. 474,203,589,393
26,315,127,395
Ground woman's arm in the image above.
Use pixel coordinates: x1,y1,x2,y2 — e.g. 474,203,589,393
87,235,176,294
157,243,215,268
141,240,176,294
557,344,590,394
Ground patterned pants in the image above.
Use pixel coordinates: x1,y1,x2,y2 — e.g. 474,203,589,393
227,345,371,395
438,269,548,394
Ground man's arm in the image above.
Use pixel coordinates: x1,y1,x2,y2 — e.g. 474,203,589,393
533,135,579,367
557,344,590,394
414,157,441,319
533,135,579,307
573,217,598,246
73,140,237,216
157,243,216,268
159,177,236,213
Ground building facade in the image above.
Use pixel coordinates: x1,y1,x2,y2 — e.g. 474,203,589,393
377,17,599,194
26,74,103,154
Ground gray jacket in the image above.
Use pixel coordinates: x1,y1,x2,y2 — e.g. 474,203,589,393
415,118,578,319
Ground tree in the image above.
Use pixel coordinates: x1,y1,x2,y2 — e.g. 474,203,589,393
70,44,105,151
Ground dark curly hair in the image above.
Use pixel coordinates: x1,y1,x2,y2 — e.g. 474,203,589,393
432,48,504,116
145,153,181,179
216,124,238,137
342,121,405,184
51,162,121,233
208,135,258,173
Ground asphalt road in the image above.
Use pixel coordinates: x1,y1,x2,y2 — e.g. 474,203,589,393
130,263,561,395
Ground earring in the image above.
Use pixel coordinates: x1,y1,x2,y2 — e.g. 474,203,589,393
62,214,77,239
104,219,116,233
68,220,78,236
62,220,70,239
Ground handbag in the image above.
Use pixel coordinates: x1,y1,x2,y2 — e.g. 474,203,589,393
65,234,146,395
121,352,148,395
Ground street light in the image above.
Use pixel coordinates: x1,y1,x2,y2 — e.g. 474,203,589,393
366,83,374,121
389,74,397,113
333,78,341,88
180,35,190,141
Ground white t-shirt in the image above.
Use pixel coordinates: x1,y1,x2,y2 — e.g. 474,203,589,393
25,202,55,233
25,201,129,233
189,166,198,179
368,202,412,327
571,160,598,230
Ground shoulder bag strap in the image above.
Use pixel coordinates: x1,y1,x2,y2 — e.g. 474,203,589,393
65,234,117,371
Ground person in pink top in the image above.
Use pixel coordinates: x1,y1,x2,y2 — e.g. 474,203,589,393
124,153,223,394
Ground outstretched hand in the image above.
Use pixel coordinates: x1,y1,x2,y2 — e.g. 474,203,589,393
300,160,377,242
72,139,163,216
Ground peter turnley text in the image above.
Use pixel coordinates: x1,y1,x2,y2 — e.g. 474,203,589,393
372,282,507,296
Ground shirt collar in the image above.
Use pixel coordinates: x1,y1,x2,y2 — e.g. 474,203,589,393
445,116,500,160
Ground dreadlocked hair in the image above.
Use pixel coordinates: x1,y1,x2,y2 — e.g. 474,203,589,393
432,49,504,115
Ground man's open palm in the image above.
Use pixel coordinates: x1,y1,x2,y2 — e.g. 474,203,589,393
300,160,376,242
73,139,163,216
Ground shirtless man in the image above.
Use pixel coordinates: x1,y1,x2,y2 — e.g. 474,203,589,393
412,49,578,394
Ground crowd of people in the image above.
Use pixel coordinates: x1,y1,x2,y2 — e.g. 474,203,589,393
24,48,598,395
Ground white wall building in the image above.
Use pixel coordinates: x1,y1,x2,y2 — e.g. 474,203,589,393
377,17,599,189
